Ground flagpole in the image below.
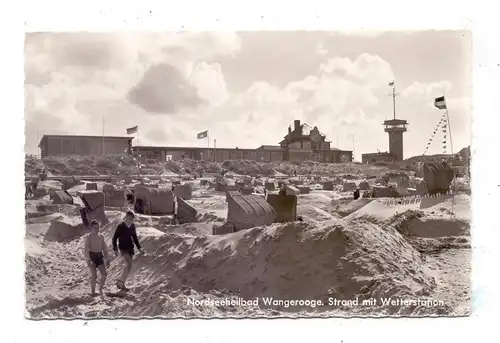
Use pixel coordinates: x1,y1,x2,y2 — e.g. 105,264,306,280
351,133,355,162
102,114,105,156
207,129,210,161
446,109,454,154
446,107,456,198
136,127,141,174
442,91,456,216
392,83,396,120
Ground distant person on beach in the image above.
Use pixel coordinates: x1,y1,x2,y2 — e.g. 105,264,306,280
172,198,179,225
84,220,110,296
112,211,142,291
353,188,360,200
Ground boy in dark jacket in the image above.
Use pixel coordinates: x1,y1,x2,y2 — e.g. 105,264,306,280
112,211,142,290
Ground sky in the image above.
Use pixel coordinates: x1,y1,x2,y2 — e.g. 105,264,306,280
24,31,472,160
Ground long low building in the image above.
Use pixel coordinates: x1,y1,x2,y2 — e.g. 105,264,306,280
134,120,352,164
133,144,352,164
39,135,133,158
133,145,281,163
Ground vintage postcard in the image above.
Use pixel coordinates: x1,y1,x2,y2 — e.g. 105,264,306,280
24,31,472,318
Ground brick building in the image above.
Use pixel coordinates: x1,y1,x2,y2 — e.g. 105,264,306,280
279,120,352,163
39,135,133,158
135,120,352,164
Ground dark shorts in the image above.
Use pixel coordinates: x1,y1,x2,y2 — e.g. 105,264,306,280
89,251,104,267
120,249,134,257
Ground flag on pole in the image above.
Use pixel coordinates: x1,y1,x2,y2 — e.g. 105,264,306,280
434,96,447,110
126,125,138,134
197,130,208,139
388,81,394,87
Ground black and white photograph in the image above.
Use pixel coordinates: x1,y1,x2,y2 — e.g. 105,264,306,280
24,31,472,318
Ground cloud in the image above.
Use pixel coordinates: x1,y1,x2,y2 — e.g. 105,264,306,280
402,80,453,98
145,128,168,143
188,52,395,151
316,43,328,56
127,63,205,114
189,62,229,106
319,53,394,89
24,32,242,153
447,97,471,112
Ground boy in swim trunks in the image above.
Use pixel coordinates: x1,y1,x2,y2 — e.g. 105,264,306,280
83,220,110,296
112,211,142,290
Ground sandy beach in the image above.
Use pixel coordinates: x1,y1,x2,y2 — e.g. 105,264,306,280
24,157,471,318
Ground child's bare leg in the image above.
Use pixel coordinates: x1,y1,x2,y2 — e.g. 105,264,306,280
97,265,107,294
89,264,97,296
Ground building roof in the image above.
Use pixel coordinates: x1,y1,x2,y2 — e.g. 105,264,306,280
383,119,408,125
133,145,259,152
39,134,132,147
281,121,333,146
301,123,327,137
257,145,282,150
283,122,327,140
362,152,393,156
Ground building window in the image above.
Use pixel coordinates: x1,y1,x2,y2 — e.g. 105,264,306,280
314,153,322,161
303,141,311,150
